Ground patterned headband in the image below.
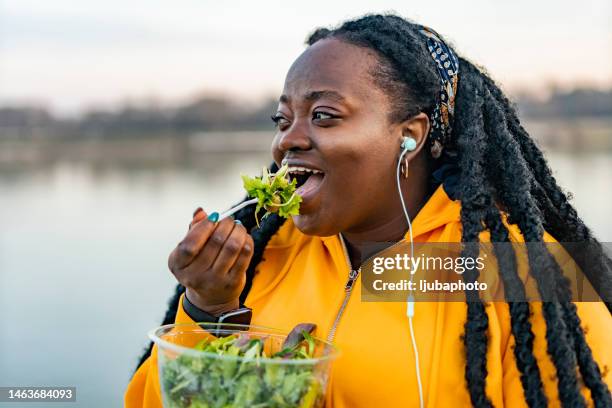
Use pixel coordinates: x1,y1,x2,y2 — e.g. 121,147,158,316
417,25,459,158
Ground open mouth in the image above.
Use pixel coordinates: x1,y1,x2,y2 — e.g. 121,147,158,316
287,166,325,200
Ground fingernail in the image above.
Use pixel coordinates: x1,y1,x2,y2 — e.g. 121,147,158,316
234,219,242,225
193,207,203,217
207,212,219,223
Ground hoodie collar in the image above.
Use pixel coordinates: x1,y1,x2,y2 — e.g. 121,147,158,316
409,184,461,240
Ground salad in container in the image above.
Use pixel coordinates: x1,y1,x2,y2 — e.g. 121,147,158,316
149,322,339,408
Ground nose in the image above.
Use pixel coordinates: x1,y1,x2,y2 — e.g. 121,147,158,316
274,123,312,157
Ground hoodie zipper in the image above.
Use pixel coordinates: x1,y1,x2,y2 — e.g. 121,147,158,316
326,234,358,344
326,235,408,344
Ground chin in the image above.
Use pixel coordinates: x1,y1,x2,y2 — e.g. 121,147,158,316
291,212,338,237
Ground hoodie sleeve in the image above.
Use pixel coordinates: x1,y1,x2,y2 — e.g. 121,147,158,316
124,293,196,408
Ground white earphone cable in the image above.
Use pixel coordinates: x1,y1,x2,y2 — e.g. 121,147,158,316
397,144,424,408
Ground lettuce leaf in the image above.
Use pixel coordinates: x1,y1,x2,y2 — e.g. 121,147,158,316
241,164,302,226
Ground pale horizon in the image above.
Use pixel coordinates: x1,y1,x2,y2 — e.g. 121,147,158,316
1,0,610,116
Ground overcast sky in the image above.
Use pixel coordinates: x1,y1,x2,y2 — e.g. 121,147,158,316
1,0,610,115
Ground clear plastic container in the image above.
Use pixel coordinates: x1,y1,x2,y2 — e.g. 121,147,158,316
149,322,339,408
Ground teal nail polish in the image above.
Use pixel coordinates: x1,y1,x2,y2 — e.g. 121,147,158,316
207,212,219,222
234,219,242,225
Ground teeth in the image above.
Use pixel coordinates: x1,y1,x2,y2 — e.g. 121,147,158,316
287,166,322,175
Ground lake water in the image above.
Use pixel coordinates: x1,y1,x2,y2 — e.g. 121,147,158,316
0,147,610,407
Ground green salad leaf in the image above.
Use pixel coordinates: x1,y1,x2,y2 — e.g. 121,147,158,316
242,164,302,226
160,327,324,408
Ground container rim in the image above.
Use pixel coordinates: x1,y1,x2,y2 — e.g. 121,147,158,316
148,322,341,365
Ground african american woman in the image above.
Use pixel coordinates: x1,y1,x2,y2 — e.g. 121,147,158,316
125,14,612,408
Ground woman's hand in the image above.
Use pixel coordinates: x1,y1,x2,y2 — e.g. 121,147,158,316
168,208,254,316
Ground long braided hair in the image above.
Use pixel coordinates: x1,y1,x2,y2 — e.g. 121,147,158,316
134,14,612,407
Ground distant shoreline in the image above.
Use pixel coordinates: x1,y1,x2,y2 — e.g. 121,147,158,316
0,119,610,168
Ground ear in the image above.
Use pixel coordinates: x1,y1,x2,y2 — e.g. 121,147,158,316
398,112,430,159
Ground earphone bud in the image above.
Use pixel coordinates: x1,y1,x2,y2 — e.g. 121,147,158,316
401,136,418,152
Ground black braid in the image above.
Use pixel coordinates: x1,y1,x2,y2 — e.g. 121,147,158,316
479,83,587,407
453,63,547,407
453,71,494,408
484,205,549,408
238,211,287,304
481,74,612,312
479,75,611,406
482,80,612,405
133,161,286,371
560,301,612,407
479,75,610,405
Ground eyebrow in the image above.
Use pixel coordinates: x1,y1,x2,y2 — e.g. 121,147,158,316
279,90,346,104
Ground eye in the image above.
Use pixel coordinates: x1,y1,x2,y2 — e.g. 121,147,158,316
312,111,335,121
270,114,290,129
312,110,340,127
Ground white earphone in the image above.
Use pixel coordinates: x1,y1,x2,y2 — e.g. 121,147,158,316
397,135,424,408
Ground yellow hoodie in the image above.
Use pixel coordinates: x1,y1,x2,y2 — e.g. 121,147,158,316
125,185,611,407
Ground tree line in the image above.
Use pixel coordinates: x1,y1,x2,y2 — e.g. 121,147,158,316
1,88,610,140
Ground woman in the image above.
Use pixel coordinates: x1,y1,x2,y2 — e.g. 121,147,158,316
125,14,611,407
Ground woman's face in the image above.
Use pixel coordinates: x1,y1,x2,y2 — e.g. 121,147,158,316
271,38,422,237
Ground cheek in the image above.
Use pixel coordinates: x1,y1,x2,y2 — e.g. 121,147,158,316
321,115,393,164
322,132,395,201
